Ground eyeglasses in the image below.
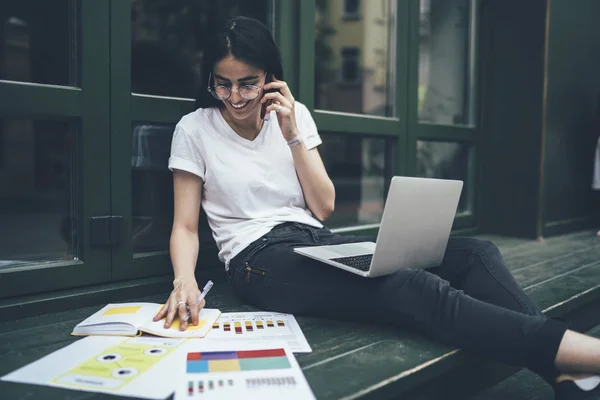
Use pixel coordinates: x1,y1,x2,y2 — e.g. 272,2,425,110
207,72,267,101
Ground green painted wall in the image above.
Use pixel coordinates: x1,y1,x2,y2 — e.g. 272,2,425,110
541,0,600,236
480,0,547,238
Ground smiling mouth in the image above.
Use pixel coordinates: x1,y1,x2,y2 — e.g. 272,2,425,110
229,100,249,110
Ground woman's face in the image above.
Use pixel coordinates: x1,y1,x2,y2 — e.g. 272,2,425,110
213,55,265,122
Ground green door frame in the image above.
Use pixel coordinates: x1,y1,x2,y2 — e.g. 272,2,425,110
298,0,409,144
109,0,191,281
294,0,410,237
405,0,481,231
108,0,281,281
296,0,481,234
299,0,480,234
0,0,112,298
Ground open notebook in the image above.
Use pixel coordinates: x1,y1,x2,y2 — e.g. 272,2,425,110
72,303,221,338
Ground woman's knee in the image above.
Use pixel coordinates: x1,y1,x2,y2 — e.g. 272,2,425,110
449,237,501,257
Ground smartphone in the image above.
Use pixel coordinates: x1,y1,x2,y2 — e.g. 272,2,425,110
261,73,280,120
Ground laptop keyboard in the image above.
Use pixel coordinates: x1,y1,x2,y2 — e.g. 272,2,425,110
330,254,373,271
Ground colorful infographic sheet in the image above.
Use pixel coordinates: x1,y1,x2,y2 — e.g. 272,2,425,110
204,312,312,353
52,336,183,391
174,342,315,400
1,336,185,399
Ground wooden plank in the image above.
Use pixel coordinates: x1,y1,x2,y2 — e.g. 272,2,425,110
0,276,174,322
513,246,600,289
2,230,600,400
501,231,595,261
526,262,600,311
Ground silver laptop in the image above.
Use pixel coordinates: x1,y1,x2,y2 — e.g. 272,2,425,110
294,176,463,278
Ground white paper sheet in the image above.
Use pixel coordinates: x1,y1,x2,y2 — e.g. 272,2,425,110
174,341,315,400
1,336,188,399
203,312,312,353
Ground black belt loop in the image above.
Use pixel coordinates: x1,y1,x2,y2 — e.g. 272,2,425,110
292,222,303,230
310,229,319,243
293,222,319,243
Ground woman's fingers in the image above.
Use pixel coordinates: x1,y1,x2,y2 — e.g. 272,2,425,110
153,302,169,322
266,103,292,116
178,303,188,331
265,77,294,102
187,298,206,326
164,298,179,329
261,92,292,109
188,298,199,326
160,283,202,331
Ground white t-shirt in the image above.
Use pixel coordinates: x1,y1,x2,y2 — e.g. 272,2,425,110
168,102,324,269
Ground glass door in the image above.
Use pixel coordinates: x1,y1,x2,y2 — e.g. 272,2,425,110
0,0,111,298
109,0,275,279
408,0,480,230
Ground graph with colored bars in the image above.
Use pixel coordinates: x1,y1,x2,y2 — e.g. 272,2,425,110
211,318,285,334
204,312,312,354
186,377,297,396
247,376,296,388
185,349,296,397
187,378,234,396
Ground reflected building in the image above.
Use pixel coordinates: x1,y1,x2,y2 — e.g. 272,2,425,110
315,0,395,117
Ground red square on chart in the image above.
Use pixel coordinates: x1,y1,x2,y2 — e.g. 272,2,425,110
237,348,286,359
187,352,201,361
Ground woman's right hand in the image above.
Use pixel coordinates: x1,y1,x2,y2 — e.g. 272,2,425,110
152,277,205,331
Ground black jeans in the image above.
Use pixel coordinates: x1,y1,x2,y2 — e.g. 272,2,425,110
227,222,567,381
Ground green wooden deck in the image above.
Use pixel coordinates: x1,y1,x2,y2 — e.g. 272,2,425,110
1,230,600,399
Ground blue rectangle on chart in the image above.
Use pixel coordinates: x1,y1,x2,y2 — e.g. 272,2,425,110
202,351,238,360
187,360,209,373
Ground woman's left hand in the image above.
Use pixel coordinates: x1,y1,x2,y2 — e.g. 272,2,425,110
262,76,299,141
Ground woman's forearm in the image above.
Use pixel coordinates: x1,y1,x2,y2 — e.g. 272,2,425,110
170,226,200,281
291,142,335,220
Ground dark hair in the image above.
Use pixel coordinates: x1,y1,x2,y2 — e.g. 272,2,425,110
195,16,284,109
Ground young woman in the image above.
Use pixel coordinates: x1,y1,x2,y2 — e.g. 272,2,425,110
154,16,600,399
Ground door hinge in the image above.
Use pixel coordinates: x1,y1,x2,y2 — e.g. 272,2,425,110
90,216,123,247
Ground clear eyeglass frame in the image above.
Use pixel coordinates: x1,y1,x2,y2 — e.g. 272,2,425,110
206,72,267,101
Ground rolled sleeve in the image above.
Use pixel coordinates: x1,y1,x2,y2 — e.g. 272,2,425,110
168,156,205,180
297,102,322,150
168,124,206,181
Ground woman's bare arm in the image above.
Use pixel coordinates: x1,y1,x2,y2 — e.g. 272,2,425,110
153,169,205,330
170,169,202,281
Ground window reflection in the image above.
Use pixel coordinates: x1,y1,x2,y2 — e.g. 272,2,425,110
343,0,361,19
416,140,473,213
418,0,476,126
131,123,213,253
131,124,174,252
0,0,79,86
131,0,271,99
320,133,392,227
0,119,77,269
315,0,396,117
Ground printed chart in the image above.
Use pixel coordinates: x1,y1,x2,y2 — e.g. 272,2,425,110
204,312,311,353
176,346,315,400
186,349,291,373
2,336,184,399
52,337,184,391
